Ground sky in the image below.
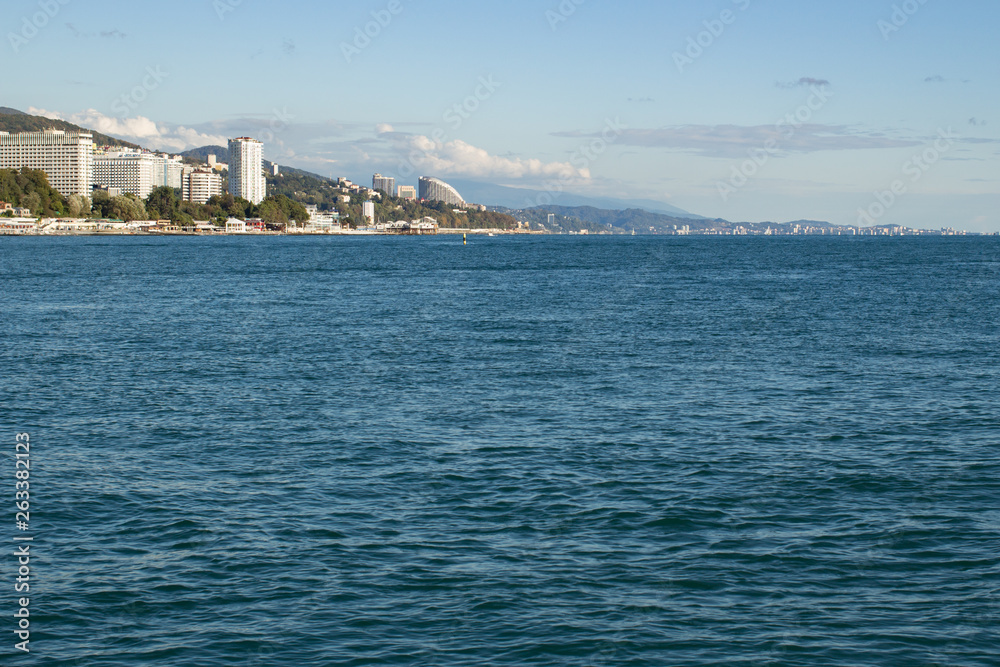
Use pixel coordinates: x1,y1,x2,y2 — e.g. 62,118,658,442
4,0,999,231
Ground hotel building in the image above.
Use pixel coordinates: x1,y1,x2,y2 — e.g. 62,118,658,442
182,168,223,204
0,129,94,197
397,185,417,201
92,150,183,199
228,137,266,205
419,177,464,206
372,173,395,196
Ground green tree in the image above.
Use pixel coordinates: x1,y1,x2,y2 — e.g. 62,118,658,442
145,186,179,220
91,190,112,218
67,194,90,218
109,194,147,222
258,198,288,226
21,192,41,215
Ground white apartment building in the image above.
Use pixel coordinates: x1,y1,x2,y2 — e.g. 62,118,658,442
154,156,184,190
93,150,184,199
228,137,266,205
93,150,156,199
0,129,94,197
182,168,223,204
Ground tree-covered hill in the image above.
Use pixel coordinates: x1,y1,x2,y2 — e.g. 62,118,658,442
0,108,141,149
260,168,517,229
180,145,229,163
0,168,72,217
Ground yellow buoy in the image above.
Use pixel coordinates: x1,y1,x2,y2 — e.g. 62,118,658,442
463,234,467,246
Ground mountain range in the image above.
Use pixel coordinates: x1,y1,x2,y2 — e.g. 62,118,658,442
444,178,703,219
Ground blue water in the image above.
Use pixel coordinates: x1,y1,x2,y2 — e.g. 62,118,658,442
3,236,999,666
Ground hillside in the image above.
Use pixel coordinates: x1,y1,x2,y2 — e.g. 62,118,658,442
504,205,840,235
0,108,141,149
180,145,229,163
524,205,716,234
261,168,518,230
0,168,73,216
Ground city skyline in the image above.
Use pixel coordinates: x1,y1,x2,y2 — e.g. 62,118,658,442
2,0,998,230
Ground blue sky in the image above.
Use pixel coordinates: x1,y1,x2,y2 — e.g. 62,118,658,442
4,0,999,230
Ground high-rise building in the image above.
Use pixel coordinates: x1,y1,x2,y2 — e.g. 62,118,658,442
397,185,417,201
0,129,94,197
93,150,157,199
363,200,375,224
228,137,266,205
93,150,183,199
182,168,223,204
419,177,464,206
154,155,184,190
373,173,395,196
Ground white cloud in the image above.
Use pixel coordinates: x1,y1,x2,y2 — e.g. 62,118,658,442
396,134,587,181
375,123,394,135
553,124,923,158
26,107,229,153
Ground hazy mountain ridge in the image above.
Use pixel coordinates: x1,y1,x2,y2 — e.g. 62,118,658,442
445,178,704,219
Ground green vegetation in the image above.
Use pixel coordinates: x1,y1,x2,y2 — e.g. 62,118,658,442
91,191,146,221
262,168,517,229
0,168,69,216
264,169,341,209
138,186,308,227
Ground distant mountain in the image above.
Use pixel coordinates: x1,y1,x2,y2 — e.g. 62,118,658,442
180,145,229,163
0,107,140,149
444,178,704,219
517,205,714,234
505,205,838,235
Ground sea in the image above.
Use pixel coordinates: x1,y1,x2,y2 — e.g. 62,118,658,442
2,235,999,666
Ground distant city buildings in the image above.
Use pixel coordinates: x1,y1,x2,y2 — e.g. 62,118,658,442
372,173,395,196
363,200,375,224
0,129,94,197
182,168,223,204
397,185,416,201
419,176,464,206
228,137,266,205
